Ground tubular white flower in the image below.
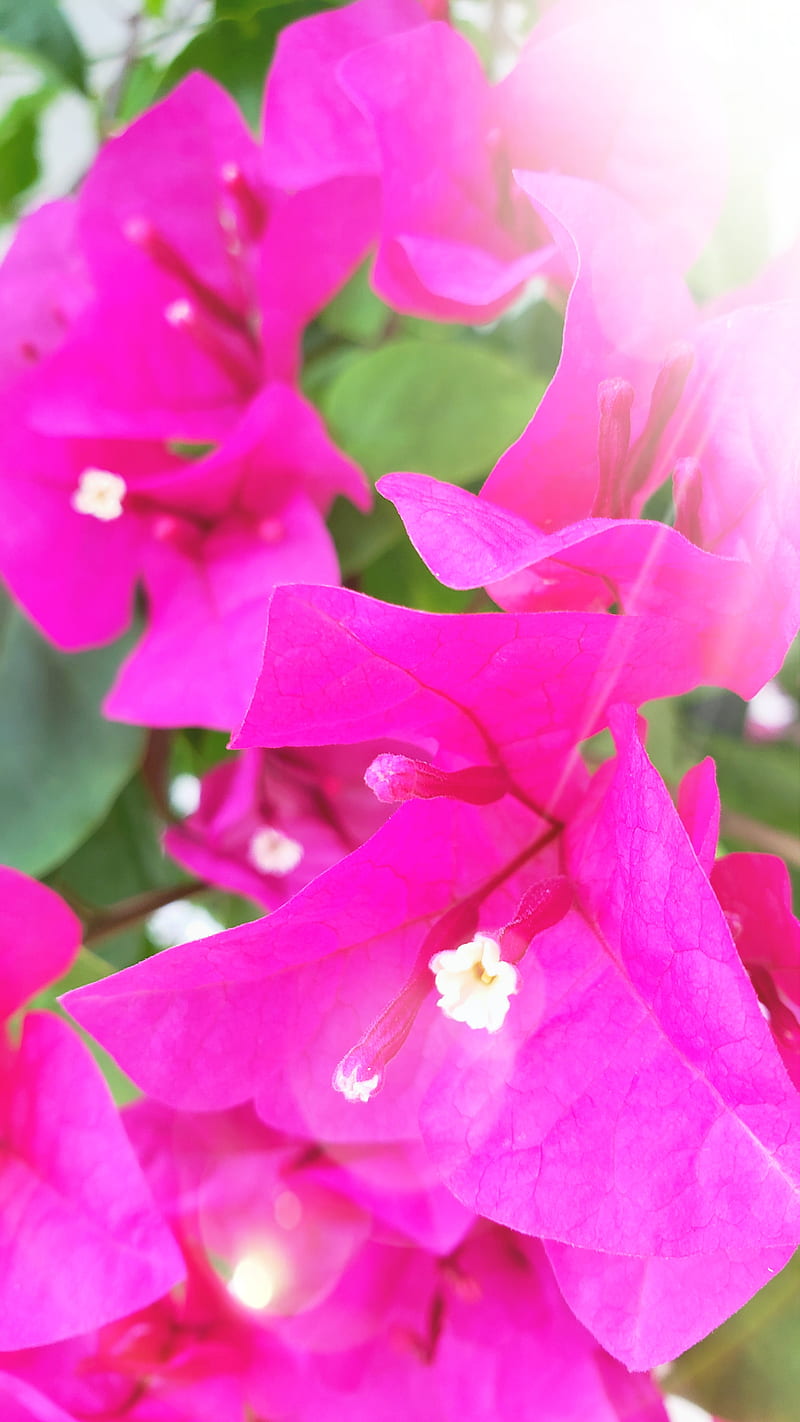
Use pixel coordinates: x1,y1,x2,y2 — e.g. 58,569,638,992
429,932,518,1033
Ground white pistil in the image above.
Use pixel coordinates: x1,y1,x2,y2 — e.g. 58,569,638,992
429,933,518,1033
71,469,127,521
333,1062,381,1103
248,826,304,876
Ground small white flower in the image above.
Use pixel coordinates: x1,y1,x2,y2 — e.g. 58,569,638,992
165,297,193,327
71,468,126,521
248,826,304,876
429,932,518,1033
333,1062,381,1103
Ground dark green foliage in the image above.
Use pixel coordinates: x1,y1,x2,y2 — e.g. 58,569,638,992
0,0,87,90
0,602,144,877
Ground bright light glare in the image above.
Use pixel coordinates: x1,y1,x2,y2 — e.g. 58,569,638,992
665,1398,714,1422
694,0,800,250
227,1254,278,1311
746,680,798,738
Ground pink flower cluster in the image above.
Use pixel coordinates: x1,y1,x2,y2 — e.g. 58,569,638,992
1,0,798,1416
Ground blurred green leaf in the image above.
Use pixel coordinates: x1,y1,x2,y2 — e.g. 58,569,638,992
778,635,800,700
327,495,403,579
144,0,166,16
161,0,336,127
56,776,180,906
171,728,232,780
29,948,140,1105
320,338,543,485
198,887,261,928
703,735,800,840
214,0,288,14
487,293,564,380
0,90,45,218
0,0,87,91
117,55,162,122
640,697,696,785
319,261,389,346
639,479,674,525
395,315,470,344
51,776,187,968
361,518,476,611
302,344,363,405
0,606,145,877
167,439,215,462
669,1250,800,1422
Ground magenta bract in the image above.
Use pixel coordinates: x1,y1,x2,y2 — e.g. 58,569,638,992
380,471,773,697
63,588,800,1366
0,871,183,1350
276,0,725,320
165,743,395,909
0,77,370,729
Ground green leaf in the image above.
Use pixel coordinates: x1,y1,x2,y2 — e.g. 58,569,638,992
160,0,336,128
394,315,470,345
117,55,162,122
171,729,232,780
318,261,389,346
197,887,261,929
669,1250,800,1422
51,776,187,968
488,292,564,380
0,90,43,218
302,344,363,405
0,0,87,91
327,495,403,579
0,603,145,877
320,338,543,485
361,506,475,611
29,948,141,1106
144,0,166,15
778,634,800,700
703,735,800,841
640,697,696,785
166,439,216,462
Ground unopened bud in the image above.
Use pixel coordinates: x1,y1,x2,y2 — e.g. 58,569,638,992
365,754,507,806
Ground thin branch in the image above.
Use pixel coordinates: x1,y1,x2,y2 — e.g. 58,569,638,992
83,878,207,947
720,808,800,867
99,9,142,136
141,727,177,822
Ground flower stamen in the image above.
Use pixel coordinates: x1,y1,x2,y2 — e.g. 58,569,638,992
430,933,518,1033
71,469,127,521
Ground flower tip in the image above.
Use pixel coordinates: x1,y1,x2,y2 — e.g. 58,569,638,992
364,753,415,803
333,1060,381,1104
